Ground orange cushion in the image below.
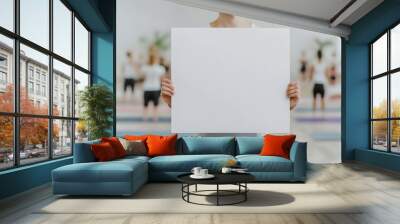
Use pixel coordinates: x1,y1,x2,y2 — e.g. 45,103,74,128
101,137,127,158
91,142,117,161
146,134,177,157
259,134,296,159
124,135,149,141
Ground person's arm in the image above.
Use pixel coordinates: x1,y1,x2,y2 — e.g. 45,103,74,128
287,82,300,110
161,77,174,107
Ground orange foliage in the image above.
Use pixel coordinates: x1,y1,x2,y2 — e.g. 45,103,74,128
0,84,60,149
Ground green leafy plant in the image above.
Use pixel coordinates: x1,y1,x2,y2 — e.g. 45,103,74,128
79,84,113,140
139,31,170,52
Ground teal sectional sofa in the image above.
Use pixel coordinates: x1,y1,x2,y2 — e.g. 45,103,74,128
52,136,307,196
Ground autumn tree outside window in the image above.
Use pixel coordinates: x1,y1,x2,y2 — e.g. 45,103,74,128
0,0,91,170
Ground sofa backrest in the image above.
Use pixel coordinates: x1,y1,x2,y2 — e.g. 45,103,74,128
235,136,263,155
73,139,100,163
177,136,236,155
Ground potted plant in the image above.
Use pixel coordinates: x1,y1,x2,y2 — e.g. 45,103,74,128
79,84,113,140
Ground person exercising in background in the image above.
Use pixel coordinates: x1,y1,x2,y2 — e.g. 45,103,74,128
161,12,300,111
122,51,140,97
142,53,166,122
309,49,328,111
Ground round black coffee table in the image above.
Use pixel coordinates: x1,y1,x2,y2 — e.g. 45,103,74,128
177,173,255,206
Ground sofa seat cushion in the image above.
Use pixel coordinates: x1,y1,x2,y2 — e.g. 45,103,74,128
53,159,147,183
149,154,235,172
236,155,293,172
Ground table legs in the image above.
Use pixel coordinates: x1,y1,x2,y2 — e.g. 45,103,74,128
181,183,248,206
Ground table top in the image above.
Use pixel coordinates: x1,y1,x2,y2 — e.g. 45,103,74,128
177,172,255,185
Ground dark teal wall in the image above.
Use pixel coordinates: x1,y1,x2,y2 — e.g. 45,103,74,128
91,32,115,135
343,44,370,160
0,158,72,199
343,0,400,169
90,0,116,135
92,33,114,88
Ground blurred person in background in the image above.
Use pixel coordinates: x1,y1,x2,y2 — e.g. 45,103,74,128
309,49,329,111
122,51,140,99
299,51,308,81
327,52,341,100
142,52,166,122
161,12,300,110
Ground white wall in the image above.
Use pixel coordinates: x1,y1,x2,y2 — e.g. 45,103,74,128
117,0,340,81
116,0,342,163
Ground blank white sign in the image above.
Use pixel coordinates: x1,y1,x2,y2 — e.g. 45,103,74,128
171,28,290,133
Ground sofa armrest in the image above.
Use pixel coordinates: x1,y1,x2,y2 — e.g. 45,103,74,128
73,140,99,163
289,141,307,181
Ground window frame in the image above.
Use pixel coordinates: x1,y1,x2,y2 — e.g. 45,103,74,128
0,0,91,171
370,21,400,154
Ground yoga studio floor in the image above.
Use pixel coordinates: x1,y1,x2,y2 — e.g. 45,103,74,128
1,163,400,224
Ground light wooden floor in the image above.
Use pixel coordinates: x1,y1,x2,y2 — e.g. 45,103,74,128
1,162,400,224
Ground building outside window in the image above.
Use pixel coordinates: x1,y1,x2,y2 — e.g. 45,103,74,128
0,71,6,84
35,83,40,95
28,81,34,94
0,54,7,90
28,66,34,80
35,70,40,81
371,23,400,153
41,73,46,83
41,85,46,97
0,54,7,67
0,0,91,170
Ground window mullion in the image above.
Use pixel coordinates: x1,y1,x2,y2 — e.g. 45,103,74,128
13,0,20,167
388,30,391,152
48,0,54,160
370,45,373,149
71,10,76,155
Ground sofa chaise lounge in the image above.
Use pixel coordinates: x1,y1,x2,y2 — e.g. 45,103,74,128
52,136,307,196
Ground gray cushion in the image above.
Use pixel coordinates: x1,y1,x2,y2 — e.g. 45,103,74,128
119,138,147,156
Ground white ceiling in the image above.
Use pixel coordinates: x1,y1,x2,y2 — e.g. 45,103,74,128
167,0,384,37
224,0,383,25
226,0,352,23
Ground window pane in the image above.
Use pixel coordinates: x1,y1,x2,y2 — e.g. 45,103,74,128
0,116,13,170
74,69,89,118
0,0,14,31
75,18,89,70
20,0,49,49
53,119,72,157
391,72,400,118
392,24,400,70
53,0,72,60
75,120,88,143
372,77,387,119
20,44,49,115
372,121,388,151
53,59,72,117
0,35,14,112
391,120,400,153
372,33,387,76
20,117,49,165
